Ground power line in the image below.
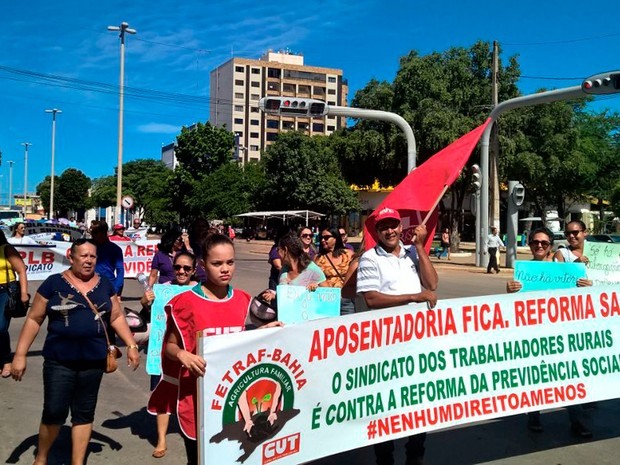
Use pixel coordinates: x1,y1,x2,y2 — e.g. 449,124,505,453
502,31,620,46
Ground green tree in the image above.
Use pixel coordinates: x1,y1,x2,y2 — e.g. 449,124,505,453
174,122,235,180
55,168,91,218
36,175,60,217
188,161,266,221
261,132,358,214
90,175,116,208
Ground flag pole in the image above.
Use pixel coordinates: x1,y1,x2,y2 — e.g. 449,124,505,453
420,184,449,226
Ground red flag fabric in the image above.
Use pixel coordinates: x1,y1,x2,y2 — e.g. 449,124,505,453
364,118,491,252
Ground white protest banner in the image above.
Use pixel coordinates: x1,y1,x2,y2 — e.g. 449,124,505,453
276,285,340,324
513,260,587,292
584,241,620,286
146,284,192,375
15,239,160,280
198,287,620,465
119,240,159,277
15,243,72,281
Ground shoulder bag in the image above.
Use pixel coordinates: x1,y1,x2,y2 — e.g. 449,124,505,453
64,271,121,373
2,245,28,318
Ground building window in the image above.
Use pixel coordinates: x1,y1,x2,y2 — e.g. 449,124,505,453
282,121,295,130
251,93,260,100
267,82,278,91
312,122,324,132
266,132,278,141
235,131,243,138
234,118,244,124
235,66,245,72
327,125,336,131
235,79,244,86
328,101,336,106
298,122,309,130
298,84,311,94
251,81,260,88
327,88,336,95
267,68,281,78
250,106,259,113
266,120,278,129
328,76,337,83
234,105,244,112
250,132,259,138
250,119,259,126
282,83,295,93
251,68,260,75
313,86,325,96
250,145,259,151
235,92,244,99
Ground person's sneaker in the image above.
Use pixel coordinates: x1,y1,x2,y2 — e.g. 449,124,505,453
571,421,593,438
527,415,543,432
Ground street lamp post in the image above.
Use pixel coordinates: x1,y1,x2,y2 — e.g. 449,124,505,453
107,21,136,224
8,161,14,209
45,108,61,219
21,143,31,217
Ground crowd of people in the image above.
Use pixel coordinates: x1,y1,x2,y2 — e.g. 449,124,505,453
1,216,607,465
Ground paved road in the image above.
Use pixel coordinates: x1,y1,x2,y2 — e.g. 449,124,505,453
1,240,618,465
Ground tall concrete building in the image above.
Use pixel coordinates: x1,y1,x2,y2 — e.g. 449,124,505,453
209,51,348,163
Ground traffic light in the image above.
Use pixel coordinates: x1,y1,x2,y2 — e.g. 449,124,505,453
471,164,482,191
582,71,620,95
511,183,525,206
259,97,328,117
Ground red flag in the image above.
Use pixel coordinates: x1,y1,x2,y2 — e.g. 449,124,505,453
364,118,491,252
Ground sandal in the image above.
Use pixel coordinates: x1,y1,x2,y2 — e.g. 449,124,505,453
152,448,167,459
1,364,11,378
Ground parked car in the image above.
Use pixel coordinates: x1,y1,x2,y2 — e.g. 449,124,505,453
552,232,568,252
586,234,620,243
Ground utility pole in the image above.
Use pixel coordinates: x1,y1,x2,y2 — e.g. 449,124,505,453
8,161,14,209
107,22,136,225
45,108,61,219
490,40,500,232
21,143,31,217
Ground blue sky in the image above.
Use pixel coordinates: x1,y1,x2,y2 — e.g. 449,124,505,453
1,0,619,201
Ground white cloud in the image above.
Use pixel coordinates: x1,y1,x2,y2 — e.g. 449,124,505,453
136,122,180,133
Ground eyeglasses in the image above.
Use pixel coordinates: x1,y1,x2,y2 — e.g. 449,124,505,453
565,230,584,237
173,264,193,272
300,233,313,238
530,240,550,248
321,235,334,241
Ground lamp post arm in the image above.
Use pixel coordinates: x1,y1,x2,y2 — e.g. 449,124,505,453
327,105,417,172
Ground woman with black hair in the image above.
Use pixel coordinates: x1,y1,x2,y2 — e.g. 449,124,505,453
148,228,184,287
315,226,355,314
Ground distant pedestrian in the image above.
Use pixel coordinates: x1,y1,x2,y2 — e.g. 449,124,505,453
339,227,354,251
485,227,504,273
90,221,125,297
109,224,131,242
435,227,450,259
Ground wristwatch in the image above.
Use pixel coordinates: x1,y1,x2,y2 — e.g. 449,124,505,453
127,344,139,350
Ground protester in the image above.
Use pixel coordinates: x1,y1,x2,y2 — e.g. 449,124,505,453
90,221,125,297
435,227,451,259
267,227,290,290
315,226,355,314
0,230,29,378
554,220,592,280
141,251,198,459
11,238,140,465
148,228,185,287
9,221,38,245
357,207,438,465
147,234,281,465
109,223,131,242
298,226,317,260
506,226,592,437
485,226,504,274
133,217,142,229
339,227,354,251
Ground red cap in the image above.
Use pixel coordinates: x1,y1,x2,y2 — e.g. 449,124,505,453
113,223,125,230
374,207,401,224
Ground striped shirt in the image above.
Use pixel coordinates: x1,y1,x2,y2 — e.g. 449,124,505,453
356,242,421,296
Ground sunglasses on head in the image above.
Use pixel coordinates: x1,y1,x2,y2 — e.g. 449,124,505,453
173,264,193,272
565,229,583,237
300,233,313,238
530,240,550,247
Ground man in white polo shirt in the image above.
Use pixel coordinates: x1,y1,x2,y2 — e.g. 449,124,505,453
357,207,438,465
